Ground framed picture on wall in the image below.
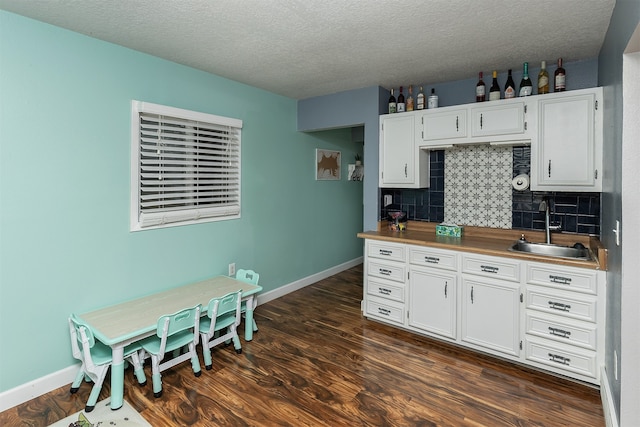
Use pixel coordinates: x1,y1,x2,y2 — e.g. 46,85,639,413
316,149,341,180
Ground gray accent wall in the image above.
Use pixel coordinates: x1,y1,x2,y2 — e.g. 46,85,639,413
597,1,640,424
298,86,387,232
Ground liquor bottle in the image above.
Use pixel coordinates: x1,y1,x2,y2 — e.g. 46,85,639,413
416,86,425,110
476,72,486,102
388,89,397,114
406,85,414,111
428,88,438,109
504,69,516,99
519,62,533,97
538,60,549,94
397,86,406,112
554,58,566,92
489,70,501,101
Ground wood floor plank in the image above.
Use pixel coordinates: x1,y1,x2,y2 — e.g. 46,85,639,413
0,264,604,426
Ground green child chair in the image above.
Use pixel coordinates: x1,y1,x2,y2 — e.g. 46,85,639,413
235,269,260,333
199,290,243,370
68,314,147,412
139,305,202,398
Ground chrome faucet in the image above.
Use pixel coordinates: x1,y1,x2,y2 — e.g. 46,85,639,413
540,198,562,244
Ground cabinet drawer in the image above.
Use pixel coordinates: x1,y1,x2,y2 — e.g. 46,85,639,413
366,296,405,325
409,246,457,271
526,263,597,295
367,241,406,262
367,277,404,303
526,286,597,323
525,337,597,379
526,312,597,350
367,259,406,283
462,254,520,282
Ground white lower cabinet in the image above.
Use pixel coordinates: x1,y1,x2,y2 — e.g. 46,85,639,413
523,262,604,383
409,266,457,340
461,275,520,358
362,239,605,385
364,240,407,326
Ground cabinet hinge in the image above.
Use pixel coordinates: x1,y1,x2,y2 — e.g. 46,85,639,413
524,105,528,114
595,100,599,110
524,122,528,131
520,341,523,350
520,293,523,303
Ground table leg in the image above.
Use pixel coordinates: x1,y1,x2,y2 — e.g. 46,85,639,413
245,296,255,341
110,345,125,410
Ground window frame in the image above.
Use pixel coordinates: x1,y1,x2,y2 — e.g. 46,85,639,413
130,100,242,231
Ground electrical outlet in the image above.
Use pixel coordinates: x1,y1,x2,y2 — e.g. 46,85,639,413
384,195,393,206
228,263,236,276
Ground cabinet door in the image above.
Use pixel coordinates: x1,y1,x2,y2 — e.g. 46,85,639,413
379,114,415,186
532,88,602,191
461,276,520,357
470,102,524,138
409,267,456,339
419,108,467,143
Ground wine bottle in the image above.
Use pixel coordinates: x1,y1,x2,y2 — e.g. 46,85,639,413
504,69,516,99
519,62,533,97
476,72,486,102
428,88,438,109
416,86,425,110
397,86,406,112
554,58,566,92
388,89,397,114
538,60,549,94
407,85,414,111
489,70,501,101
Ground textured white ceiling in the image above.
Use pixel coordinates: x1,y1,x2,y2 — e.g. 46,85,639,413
0,0,615,99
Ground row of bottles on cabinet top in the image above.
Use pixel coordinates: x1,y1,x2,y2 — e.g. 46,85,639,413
388,85,437,114
387,58,566,114
476,58,566,101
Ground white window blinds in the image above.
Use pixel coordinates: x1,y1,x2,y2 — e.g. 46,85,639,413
131,101,242,231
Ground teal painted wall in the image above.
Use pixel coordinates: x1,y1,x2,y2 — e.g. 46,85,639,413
0,11,363,392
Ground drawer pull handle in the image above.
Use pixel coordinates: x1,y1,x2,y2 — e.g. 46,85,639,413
425,256,440,264
549,275,572,285
378,287,392,295
548,301,571,312
548,327,571,338
548,353,571,365
377,307,391,316
379,268,392,276
444,282,448,298
480,265,499,274
379,249,393,256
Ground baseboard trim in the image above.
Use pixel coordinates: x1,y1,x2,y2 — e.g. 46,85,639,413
0,365,78,412
601,366,619,427
0,258,363,412
256,257,363,306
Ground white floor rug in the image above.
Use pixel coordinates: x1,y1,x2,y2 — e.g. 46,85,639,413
48,398,151,427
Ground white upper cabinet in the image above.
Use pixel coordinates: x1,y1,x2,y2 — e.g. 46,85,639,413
531,87,603,192
470,101,525,138
419,107,467,143
418,98,534,148
379,113,430,188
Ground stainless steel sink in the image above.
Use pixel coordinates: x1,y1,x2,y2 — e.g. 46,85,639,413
508,240,591,260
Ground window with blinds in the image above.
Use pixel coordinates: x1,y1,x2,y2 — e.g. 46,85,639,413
130,101,242,231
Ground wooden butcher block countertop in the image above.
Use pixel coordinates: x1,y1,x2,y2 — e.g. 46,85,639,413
357,221,607,271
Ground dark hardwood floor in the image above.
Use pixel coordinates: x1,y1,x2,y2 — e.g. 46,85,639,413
1,264,604,426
